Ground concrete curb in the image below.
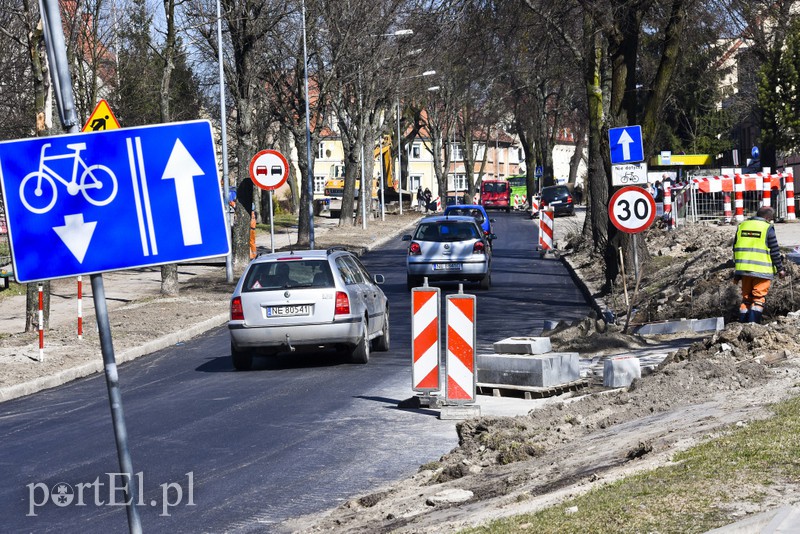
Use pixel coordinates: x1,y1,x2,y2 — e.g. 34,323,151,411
0,313,229,403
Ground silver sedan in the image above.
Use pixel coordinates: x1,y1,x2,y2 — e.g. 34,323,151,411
228,248,389,370
403,215,493,290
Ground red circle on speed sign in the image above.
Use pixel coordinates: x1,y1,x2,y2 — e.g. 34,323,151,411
249,149,289,191
608,186,656,233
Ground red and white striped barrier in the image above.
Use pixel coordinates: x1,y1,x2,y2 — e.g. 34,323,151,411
411,287,441,392
530,195,540,215
77,275,83,340
787,173,796,220
663,183,675,228
38,283,44,361
724,193,732,222
734,174,745,222
762,175,771,208
445,293,476,404
538,207,554,251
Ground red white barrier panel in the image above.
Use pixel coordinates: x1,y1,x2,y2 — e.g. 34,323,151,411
787,173,796,220
77,275,83,340
38,283,44,361
723,193,732,222
445,293,476,404
530,195,540,214
663,183,676,228
411,287,441,392
538,207,554,251
734,174,745,221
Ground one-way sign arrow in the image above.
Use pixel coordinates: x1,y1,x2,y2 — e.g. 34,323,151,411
53,213,97,263
609,125,644,164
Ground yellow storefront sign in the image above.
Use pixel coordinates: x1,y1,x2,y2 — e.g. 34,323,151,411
82,99,121,132
649,154,712,166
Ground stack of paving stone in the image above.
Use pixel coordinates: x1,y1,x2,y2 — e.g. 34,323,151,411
476,337,580,393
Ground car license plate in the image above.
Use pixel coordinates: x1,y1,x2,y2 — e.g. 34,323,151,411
434,263,462,271
551,200,563,204
266,304,311,317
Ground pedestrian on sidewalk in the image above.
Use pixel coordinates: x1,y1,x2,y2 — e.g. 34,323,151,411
732,206,786,323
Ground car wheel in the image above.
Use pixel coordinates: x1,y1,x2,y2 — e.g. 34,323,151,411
231,342,253,371
350,318,370,364
480,272,491,290
372,307,390,352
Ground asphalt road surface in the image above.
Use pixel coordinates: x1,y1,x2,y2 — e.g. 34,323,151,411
0,210,592,533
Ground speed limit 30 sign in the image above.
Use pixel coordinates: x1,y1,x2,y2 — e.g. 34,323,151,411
608,185,656,233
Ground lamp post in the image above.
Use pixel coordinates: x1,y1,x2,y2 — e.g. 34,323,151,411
302,0,315,248
397,70,436,214
216,0,233,282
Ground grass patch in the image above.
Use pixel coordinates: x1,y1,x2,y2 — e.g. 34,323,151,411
463,396,800,533
256,213,298,231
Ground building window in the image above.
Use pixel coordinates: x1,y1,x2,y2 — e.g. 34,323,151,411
314,175,326,194
412,144,421,159
318,142,326,159
448,173,467,190
451,143,464,161
409,175,422,191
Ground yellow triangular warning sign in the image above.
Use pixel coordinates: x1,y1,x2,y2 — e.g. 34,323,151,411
82,99,121,132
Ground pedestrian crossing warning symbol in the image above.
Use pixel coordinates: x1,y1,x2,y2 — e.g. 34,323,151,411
82,99,121,132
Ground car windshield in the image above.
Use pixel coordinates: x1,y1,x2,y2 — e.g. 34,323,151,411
243,260,333,291
414,221,481,242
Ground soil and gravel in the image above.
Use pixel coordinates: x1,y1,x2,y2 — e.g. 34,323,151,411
4,211,800,532
282,219,800,533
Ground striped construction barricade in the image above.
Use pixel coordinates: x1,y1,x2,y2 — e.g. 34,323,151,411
445,292,476,404
411,286,440,392
538,207,554,255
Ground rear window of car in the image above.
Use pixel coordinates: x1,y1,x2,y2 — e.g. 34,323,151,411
243,260,333,291
414,221,481,242
542,186,569,202
445,208,486,224
482,182,508,193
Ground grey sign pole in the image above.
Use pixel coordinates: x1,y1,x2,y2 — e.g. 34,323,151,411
40,0,142,531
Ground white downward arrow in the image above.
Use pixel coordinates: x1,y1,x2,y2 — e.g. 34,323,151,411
162,139,204,246
54,214,97,263
618,129,634,161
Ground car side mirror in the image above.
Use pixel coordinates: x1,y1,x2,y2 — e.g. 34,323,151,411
373,274,385,285
402,235,411,241
490,218,496,223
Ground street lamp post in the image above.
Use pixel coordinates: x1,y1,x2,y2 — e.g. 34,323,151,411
301,0,315,248
216,0,233,282
396,70,436,215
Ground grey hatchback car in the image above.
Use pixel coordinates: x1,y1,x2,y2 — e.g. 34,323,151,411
403,215,493,290
228,248,389,370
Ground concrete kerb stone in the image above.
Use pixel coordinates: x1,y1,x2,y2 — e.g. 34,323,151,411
631,317,724,335
603,356,642,388
0,313,229,403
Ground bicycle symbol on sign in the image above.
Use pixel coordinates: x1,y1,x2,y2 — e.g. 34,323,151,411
620,172,639,184
19,142,118,214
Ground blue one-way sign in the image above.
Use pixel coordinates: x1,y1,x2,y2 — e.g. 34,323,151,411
0,120,230,282
609,125,644,165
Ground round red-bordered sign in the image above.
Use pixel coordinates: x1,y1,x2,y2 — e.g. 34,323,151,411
249,149,289,191
608,185,656,233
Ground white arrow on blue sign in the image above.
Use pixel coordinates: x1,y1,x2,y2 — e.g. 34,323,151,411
0,120,230,282
608,125,644,165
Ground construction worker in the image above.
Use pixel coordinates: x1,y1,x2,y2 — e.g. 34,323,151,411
732,206,786,323
249,210,257,259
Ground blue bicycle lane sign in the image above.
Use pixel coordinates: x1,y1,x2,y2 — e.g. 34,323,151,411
0,120,230,282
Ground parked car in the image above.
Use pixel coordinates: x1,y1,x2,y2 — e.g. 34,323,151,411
443,204,495,238
228,248,389,370
402,215,494,290
540,185,575,216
